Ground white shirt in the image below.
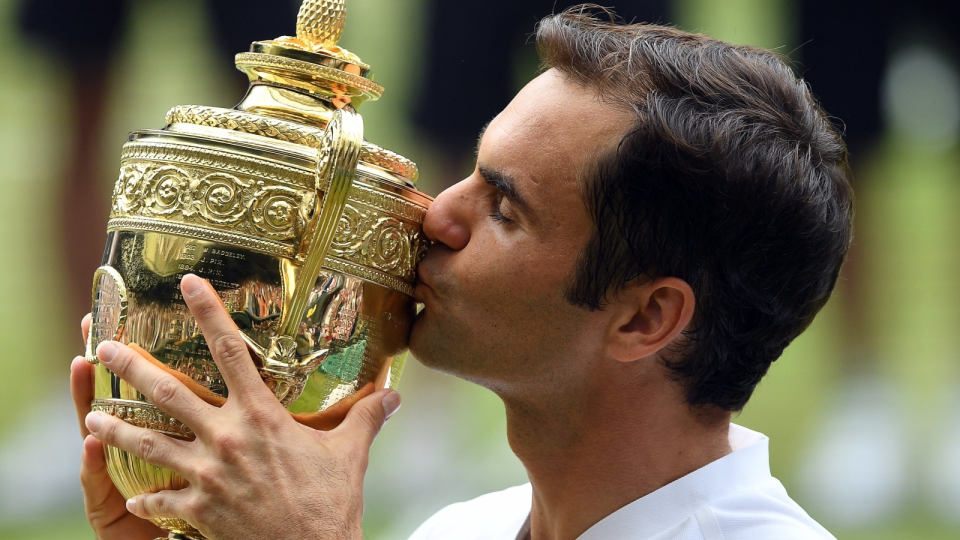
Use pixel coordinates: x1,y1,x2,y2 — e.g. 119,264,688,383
408,425,834,540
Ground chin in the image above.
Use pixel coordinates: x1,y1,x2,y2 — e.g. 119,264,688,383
408,312,426,357
406,304,508,387
407,311,467,375
407,309,441,367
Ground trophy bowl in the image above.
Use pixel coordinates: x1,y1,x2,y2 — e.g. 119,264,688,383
83,2,431,538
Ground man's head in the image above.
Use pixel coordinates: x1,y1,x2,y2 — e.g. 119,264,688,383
410,7,853,413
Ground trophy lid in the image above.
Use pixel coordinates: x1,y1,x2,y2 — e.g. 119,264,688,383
235,0,384,109
163,0,418,184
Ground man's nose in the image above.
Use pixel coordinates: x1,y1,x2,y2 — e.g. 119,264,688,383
422,180,471,251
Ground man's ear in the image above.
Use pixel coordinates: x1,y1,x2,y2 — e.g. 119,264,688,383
606,277,696,363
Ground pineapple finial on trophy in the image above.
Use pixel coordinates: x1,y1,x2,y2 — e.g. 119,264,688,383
296,0,346,49
271,0,362,66
234,0,383,113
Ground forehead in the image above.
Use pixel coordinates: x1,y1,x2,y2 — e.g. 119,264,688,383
479,69,633,195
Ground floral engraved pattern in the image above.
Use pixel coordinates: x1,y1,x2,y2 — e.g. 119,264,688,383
252,187,315,240
112,163,311,241
144,166,190,216
330,203,428,282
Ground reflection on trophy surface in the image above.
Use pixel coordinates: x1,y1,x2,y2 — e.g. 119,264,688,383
83,1,431,538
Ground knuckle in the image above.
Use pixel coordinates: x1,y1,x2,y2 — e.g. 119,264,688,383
184,496,205,524
212,430,242,459
153,495,168,517
244,406,278,428
194,464,222,492
212,334,248,366
99,418,118,443
150,376,180,408
136,431,157,462
137,494,154,516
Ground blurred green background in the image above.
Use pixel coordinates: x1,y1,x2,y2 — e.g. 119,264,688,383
1,0,959,538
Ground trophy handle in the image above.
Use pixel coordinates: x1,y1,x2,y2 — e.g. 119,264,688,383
254,108,364,389
85,266,130,365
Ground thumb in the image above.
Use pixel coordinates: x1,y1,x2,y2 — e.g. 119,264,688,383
335,389,401,447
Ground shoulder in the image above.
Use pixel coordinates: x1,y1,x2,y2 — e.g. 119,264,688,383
407,484,532,540
693,478,835,540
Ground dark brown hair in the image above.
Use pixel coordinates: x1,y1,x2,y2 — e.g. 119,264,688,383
538,6,854,411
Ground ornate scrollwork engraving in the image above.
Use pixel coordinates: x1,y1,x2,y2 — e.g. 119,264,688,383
143,166,190,215
329,202,428,283
112,140,428,295
112,163,310,242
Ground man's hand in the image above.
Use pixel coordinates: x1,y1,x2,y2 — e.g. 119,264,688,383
82,274,401,540
72,315,165,540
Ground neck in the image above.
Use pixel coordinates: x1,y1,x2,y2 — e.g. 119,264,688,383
501,361,732,540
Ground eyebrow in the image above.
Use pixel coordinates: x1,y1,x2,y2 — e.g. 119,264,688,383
478,166,531,211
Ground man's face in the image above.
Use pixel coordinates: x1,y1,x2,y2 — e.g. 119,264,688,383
409,70,632,396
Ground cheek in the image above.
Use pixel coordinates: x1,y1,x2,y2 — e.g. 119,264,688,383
460,241,575,324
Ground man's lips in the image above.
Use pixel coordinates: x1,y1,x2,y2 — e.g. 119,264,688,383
413,262,438,305
414,274,436,304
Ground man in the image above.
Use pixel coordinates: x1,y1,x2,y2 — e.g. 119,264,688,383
72,8,852,540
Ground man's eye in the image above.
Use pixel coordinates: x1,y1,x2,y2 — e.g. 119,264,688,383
489,195,514,224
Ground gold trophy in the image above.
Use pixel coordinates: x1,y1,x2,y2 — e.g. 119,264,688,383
83,1,431,538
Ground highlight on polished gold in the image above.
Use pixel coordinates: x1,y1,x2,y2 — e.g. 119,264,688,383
84,1,431,538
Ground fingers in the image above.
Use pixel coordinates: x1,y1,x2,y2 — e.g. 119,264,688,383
80,435,128,520
127,489,193,522
179,274,269,402
71,356,96,438
333,389,401,449
86,411,190,476
128,344,227,408
96,340,212,432
82,313,91,344
80,435,115,503
81,435,169,539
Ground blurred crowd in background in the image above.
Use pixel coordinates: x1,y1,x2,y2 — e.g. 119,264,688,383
0,0,959,538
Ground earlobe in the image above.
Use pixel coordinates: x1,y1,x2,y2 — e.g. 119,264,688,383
607,278,695,363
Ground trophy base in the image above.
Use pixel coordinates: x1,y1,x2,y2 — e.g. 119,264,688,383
161,534,206,540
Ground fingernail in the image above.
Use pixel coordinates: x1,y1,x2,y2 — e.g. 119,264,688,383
181,274,204,297
96,342,118,364
382,390,401,420
126,497,137,514
85,412,103,433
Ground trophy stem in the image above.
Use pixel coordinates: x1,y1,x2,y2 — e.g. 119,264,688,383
163,534,206,540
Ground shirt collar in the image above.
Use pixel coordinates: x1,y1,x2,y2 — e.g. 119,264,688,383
577,424,771,540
